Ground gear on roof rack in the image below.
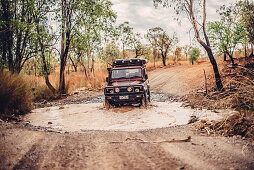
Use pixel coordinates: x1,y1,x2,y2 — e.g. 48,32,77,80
112,58,147,67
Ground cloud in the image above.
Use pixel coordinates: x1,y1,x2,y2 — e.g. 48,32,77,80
111,0,238,46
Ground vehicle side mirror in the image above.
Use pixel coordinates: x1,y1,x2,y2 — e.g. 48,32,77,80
106,77,109,82
145,74,148,80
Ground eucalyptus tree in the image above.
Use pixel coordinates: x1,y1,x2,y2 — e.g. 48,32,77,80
117,22,133,58
129,32,147,58
208,21,245,66
174,46,183,62
58,0,116,93
99,41,120,64
145,28,159,66
0,0,38,73
183,45,191,61
32,0,57,93
237,0,254,56
153,0,223,90
189,47,200,65
146,27,177,66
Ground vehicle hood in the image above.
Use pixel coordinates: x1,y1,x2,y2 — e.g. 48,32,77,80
112,81,143,86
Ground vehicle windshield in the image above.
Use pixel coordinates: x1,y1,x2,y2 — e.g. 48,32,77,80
111,68,142,79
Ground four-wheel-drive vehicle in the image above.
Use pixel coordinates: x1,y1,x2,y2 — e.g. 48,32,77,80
104,58,150,107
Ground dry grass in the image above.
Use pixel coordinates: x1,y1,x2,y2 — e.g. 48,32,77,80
0,71,32,119
146,60,190,71
24,63,107,101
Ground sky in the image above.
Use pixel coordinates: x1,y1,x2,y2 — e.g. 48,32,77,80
110,0,248,46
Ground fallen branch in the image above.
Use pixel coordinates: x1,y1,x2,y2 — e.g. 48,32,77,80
110,136,191,144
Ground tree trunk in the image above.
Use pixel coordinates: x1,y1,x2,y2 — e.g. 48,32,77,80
250,44,254,58
162,53,166,66
226,52,235,66
188,0,223,90
35,17,56,94
153,48,156,67
69,56,77,72
59,0,70,94
207,48,223,90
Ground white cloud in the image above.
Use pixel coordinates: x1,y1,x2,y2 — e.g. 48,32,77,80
111,0,241,46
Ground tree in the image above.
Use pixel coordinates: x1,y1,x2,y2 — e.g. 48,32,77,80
129,32,148,58
154,0,223,90
146,28,159,67
99,41,120,64
174,46,183,62
0,0,38,73
33,0,57,93
189,48,200,64
238,0,254,56
146,27,177,66
117,22,133,58
207,21,245,66
58,0,116,93
183,45,191,61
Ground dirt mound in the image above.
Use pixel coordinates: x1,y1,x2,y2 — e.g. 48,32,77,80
194,113,254,141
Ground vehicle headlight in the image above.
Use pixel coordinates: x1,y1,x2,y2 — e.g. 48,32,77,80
127,87,133,92
115,88,120,93
110,90,114,94
135,88,140,92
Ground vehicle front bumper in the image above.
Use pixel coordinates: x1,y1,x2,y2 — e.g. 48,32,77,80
104,93,144,104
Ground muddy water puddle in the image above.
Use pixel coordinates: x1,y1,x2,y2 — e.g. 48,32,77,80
24,101,226,132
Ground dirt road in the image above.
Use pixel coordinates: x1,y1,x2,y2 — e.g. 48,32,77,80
1,63,254,170
148,63,215,96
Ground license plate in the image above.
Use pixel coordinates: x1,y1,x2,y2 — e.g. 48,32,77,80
119,95,128,100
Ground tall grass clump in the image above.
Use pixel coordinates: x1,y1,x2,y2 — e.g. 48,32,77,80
0,71,32,118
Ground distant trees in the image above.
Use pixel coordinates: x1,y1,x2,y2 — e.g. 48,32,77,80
99,41,120,64
183,45,191,61
117,22,133,59
189,48,200,65
174,46,183,62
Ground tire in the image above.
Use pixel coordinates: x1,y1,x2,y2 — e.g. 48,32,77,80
104,98,111,109
141,90,147,108
147,87,151,102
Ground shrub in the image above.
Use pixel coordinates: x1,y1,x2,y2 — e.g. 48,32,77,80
0,71,32,119
189,48,200,65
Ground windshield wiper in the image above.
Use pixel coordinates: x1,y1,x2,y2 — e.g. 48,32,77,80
112,76,127,79
129,76,141,79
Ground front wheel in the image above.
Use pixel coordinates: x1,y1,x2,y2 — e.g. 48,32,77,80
104,98,111,109
147,88,151,102
141,90,147,108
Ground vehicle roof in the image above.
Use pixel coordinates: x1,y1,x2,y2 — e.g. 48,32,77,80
112,66,142,70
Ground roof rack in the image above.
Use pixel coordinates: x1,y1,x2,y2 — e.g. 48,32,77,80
112,58,147,67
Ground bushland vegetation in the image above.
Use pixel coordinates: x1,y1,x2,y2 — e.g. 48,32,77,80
0,0,253,117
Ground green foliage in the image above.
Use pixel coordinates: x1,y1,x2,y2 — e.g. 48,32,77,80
99,41,120,64
237,0,254,44
207,21,246,58
189,48,200,64
145,27,178,65
0,71,32,118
